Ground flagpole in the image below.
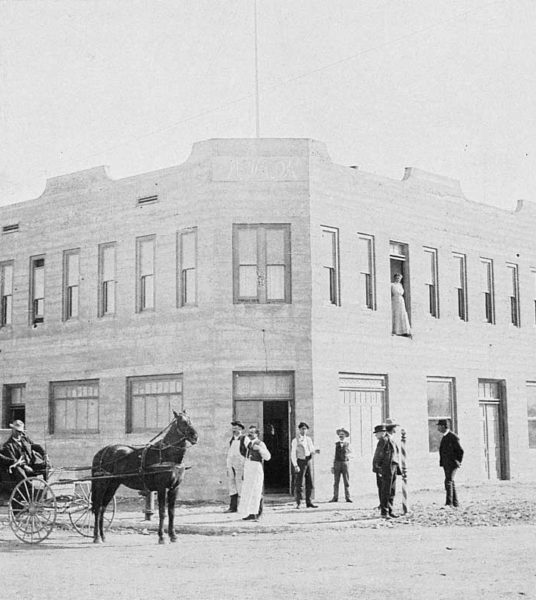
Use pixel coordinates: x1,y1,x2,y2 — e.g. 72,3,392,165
254,0,260,138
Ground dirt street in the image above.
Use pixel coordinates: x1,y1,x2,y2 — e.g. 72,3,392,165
1,524,535,600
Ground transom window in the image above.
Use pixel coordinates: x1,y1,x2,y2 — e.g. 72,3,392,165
127,374,183,432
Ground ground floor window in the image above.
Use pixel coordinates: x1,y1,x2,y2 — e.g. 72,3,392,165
127,374,183,432
50,380,99,433
427,377,456,451
2,383,25,428
526,382,536,449
338,373,387,457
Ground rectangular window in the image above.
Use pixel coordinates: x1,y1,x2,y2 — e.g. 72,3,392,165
507,263,520,327
178,228,197,306
357,234,376,310
0,261,14,327
527,382,536,449
453,252,468,321
63,249,80,320
531,269,536,325
30,256,45,325
233,224,291,303
321,226,340,305
3,384,25,428
98,243,116,316
50,379,99,433
480,258,495,324
127,374,183,432
424,247,439,318
339,373,387,457
136,235,155,312
427,377,456,452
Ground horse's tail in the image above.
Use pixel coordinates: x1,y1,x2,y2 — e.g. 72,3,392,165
91,446,108,515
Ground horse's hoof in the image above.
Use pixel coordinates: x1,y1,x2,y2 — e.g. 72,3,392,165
169,536,177,543
158,538,166,545
93,538,103,544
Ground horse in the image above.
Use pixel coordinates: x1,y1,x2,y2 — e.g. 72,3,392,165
91,410,198,544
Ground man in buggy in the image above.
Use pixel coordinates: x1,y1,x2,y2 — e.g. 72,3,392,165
0,420,49,483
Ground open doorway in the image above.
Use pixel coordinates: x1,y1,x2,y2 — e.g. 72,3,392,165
390,241,411,324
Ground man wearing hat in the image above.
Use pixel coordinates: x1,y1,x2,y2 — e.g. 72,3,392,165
371,424,387,508
377,418,401,518
290,422,317,508
225,421,247,513
0,420,48,483
437,419,464,507
330,428,353,502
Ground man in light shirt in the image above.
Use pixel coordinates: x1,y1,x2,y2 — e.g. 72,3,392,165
225,421,246,513
290,422,318,509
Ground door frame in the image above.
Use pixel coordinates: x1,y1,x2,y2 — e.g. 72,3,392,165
478,379,509,480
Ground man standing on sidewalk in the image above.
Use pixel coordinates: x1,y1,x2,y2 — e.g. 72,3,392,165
372,423,387,509
330,428,353,503
437,419,464,508
225,421,246,513
291,422,318,509
379,418,401,518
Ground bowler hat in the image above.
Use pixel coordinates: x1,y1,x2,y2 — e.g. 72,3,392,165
373,424,386,433
298,422,309,429
436,419,449,428
336,428,350,437
231,421,245,429
383,418,398,428
9,420,25,432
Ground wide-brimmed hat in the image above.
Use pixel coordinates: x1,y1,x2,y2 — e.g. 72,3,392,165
9,420,25,432
298,422,309,430
336,428,349,437
373,424,386,433
231,421,245,430
383,418,398,428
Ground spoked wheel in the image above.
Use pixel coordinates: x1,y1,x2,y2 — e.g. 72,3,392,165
8,477,57,544
68,481,116,537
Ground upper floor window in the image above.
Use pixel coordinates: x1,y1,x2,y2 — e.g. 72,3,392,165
507,263,520,327
63,249,80,321
126,374,183,432
233,224,291,304
424,247,439,318
453,252,468,321
321,226,340,305
98,243,116,317
0,261,14,327
480,258,495,324
50,379,99,433
30,256,45,325
357,234,376,310
136,235,155,312
390,241,411,336
178,228,197,306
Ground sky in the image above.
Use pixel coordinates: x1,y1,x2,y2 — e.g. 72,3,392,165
1,0,535,210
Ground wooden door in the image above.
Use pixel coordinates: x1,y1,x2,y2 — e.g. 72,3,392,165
480,402,502,479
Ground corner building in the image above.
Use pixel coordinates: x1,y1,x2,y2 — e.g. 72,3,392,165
1,138,536,501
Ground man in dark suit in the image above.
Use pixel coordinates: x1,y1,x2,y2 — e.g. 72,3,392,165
437,419,464,508
378,418,401,518
371,424,387,509
329,428,353,502
0,420,48,483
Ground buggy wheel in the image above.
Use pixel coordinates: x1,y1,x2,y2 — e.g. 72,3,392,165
68,481,116,537
8,477,57,544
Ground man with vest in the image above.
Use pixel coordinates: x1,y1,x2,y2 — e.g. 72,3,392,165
225,420,247,513
239,426,271,521
329,428,353,502
290,422,318,509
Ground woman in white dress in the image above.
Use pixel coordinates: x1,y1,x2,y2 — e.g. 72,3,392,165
239,426,271,521
391,273,411,336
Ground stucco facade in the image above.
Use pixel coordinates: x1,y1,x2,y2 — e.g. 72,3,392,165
1,138,535,501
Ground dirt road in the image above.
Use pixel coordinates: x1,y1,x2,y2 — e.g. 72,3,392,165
2,524,535,600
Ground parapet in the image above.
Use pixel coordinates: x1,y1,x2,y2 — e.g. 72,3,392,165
41,166,113,196
402,167,463,197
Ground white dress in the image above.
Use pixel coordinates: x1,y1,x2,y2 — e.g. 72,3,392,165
391,282,411,335
239,440,271,517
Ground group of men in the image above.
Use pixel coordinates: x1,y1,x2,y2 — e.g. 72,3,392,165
226,416,464,519
0,420,49,482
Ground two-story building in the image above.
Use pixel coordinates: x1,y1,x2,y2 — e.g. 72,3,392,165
1,138,536,500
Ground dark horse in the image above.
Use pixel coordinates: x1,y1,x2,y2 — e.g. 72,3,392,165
91,410,198,544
